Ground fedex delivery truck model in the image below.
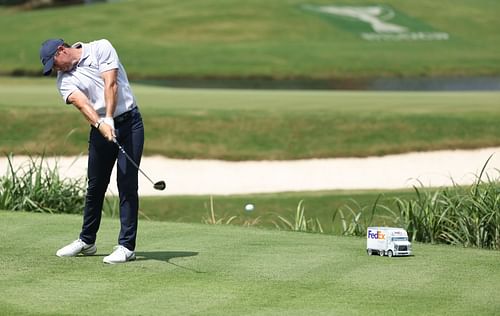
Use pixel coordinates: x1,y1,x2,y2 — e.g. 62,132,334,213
366,227,412,257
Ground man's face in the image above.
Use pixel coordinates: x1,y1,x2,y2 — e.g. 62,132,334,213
53,46,74,72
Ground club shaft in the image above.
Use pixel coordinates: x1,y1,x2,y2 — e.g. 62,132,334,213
113,139,155,185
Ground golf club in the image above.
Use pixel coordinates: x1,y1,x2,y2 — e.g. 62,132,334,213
113,138,166,191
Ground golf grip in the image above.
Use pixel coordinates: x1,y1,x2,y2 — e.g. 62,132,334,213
113,138,155,185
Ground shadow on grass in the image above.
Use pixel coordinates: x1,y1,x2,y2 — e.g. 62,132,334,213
135,251,204,273
136,251,198,261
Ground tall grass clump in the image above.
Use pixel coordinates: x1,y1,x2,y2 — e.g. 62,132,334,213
0,154,85,214
331,195,395,236
274,200,324,233
395,158,500,250
202,195,238,225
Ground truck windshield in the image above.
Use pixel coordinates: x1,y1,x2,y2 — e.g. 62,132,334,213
392,237,408,241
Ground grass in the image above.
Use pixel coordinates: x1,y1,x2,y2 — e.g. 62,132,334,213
394,162,500,249
0,154,85,213
1,77,500,160
1,0,499,78
0,210,499,315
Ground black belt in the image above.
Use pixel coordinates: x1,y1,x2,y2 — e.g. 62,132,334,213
114,108,137,124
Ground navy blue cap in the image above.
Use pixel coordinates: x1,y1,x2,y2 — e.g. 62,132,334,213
39,39,64,76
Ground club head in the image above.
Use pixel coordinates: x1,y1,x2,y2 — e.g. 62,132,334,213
154,181,166,191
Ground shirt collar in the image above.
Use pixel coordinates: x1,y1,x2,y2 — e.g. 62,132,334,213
72,42,89,66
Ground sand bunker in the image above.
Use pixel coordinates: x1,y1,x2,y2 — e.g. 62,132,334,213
1,147,500,196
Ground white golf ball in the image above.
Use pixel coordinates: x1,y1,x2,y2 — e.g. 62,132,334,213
244,203,255,212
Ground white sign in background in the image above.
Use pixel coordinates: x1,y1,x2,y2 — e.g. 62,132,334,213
302,5,449,41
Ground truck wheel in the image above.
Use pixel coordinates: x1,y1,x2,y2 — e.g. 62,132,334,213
379,250,384,257
388,250,393,257
367,249,372,256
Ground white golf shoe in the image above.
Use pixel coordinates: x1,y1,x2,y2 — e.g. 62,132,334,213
103,245,136,264
56,239,97,257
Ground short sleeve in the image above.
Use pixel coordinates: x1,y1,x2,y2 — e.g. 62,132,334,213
57,75,78,104
96,39,119,73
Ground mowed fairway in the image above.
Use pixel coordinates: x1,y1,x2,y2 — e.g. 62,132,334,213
1,0,499,78
0,211,499,315
1,77,500,160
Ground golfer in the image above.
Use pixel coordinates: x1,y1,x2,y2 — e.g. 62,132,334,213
39,38,144,264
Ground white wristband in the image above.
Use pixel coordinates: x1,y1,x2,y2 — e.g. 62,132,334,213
103,117,115,130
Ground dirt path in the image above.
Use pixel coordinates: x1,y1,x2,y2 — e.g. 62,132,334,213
2,147,500,196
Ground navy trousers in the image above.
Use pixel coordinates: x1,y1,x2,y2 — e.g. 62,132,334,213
79,107,144,251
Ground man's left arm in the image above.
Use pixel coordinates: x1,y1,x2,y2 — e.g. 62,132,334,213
97,39,120,135
102,69,118,118
101,69,118,136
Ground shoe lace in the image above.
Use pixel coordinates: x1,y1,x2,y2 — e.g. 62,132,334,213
113,245,127,255
113,245,134,259
69,239,86,250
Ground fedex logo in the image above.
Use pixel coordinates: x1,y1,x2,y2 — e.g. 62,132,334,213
367,230,385,240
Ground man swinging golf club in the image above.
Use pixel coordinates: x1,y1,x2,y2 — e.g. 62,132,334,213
39,38,144,264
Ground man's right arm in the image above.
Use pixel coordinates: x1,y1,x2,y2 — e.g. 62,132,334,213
67,90,115,141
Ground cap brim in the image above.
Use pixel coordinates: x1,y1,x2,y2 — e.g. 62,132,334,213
42,58,54,76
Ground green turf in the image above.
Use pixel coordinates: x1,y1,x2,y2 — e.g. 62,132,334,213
0,211,498,315
1,77,499,159
0,0,499,78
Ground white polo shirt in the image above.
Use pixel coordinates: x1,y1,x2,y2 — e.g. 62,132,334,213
57,39,136,117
